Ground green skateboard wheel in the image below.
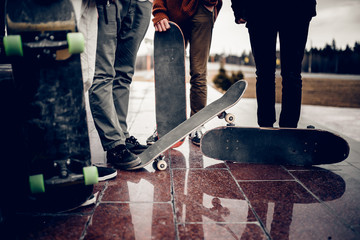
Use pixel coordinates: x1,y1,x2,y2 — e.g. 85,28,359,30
3,35,23,56
67,32,84,54
29,174,45,194
83,166,98,185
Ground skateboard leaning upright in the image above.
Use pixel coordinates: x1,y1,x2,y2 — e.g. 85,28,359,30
3,0,98,211
128,80,248,170
201,126,350,166
154,21,186,148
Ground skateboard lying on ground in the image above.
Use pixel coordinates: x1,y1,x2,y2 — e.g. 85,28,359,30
4,0,98,208
154,21,186,148
128,80,248,170
201,126,350,166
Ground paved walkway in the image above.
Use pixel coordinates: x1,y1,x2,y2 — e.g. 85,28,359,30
2,64,360,239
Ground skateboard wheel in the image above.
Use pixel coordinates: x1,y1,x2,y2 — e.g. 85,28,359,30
157,160,167,171
3,35,23,56
29,174,45,194
67,32,85,54
83,166,99,185
225,113,235,124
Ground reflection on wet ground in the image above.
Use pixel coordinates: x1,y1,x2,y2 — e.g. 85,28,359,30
1,71,360,239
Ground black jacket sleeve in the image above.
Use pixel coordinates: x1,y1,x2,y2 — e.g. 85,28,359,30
231,0,246,22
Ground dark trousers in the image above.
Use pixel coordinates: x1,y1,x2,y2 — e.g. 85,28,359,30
247,17,311,128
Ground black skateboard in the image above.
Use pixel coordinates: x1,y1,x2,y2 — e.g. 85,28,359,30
4,0,98,198
154,21,186,148
201,126,350,166
127,80,248,170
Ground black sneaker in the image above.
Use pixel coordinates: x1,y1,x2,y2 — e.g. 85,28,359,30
189,127,204,146
126,136,148,154
96,166,117,181
106,144,141,169
146,130,158,145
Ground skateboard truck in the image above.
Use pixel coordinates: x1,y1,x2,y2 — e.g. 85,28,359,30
152,154,167,171
3,32,84,60
29,159,98,194
218,111,235,126
54,159,72,179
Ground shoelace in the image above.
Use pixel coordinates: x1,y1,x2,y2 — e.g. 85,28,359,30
127,136,140,146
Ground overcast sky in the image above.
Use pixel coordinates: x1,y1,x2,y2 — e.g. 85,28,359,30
140,0,360,55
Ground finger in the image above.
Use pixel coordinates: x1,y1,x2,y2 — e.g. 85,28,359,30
165,20,170,29
159,21,167,31
155,21,163,32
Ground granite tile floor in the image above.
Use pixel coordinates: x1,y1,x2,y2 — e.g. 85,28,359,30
2,65,360,239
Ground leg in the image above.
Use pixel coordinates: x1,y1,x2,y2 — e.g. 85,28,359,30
78,0,98,92
278,18,311,128
89,3,125,151
113,0,152,137
247,22,278,127
189,4,214,116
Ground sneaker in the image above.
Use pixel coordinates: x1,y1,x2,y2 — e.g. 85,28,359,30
96,166,117,181
106,144,141,169
146,130,158,145
61,191,99,213
189,127,205,146
126,136,148,154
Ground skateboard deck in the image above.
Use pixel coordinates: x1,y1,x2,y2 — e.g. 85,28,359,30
4,0,98,202
0,0,7,63
201,126,350,166
127,80,248,170
154,21,186,148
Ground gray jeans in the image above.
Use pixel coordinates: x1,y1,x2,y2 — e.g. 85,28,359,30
89,0,151,151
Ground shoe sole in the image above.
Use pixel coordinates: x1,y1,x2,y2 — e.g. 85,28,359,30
129,148,147,154
60,192,99,213
98,171,117,181
80,192,98,207
191,140,200,146
111,156,141,170
146,139,157,145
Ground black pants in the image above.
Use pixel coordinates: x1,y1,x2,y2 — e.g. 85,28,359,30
247,17,311,128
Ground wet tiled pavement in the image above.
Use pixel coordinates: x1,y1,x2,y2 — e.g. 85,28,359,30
2,65,360,239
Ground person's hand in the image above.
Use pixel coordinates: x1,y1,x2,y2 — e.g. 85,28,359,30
154,18,171,32
236,18,246,24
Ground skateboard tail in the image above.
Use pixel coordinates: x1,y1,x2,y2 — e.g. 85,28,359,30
201,127,350,166
312,130,350,164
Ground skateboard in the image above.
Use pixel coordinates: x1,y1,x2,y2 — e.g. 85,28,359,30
127,80,248,170
0,0,6,63
154,21,186,148
4,0,98,200
201,126,350,166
